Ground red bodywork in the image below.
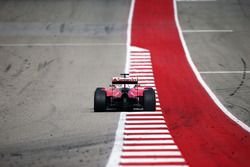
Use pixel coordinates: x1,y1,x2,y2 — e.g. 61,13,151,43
99,76,151,110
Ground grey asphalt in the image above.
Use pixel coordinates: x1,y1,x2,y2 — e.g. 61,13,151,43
0,0,130,167
1,0,250,167
177,0,250,127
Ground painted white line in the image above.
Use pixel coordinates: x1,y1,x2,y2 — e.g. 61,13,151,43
122,151,181,156
130,65,152,68
130,59,151,62
131,46,149,52
130,69,153,72
124,134,172,139
140,84,156,87
0,43,126,47
125,120,165,124
126,112,161,115
106,1,135,166
123,145,178,150
182,30,233,33
200,71,250,74
177,0,216,2
138,80,155,83
131,52,150,55
125,125,167,128
124,0,135,73
120,158,185,163
126,116,164,119
123,140,174,144
130,73,154,76
137,77,154,80
130,55,151,58
120,165,189,167
106,112,126,167
174,0,250,132
124,129,169,133
130,62,152,65
131,73,153,75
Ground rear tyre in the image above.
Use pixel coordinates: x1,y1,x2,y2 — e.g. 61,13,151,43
94,88,106,112
143,88,156,111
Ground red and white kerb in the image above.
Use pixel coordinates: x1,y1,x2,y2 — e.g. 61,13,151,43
106,46,189,167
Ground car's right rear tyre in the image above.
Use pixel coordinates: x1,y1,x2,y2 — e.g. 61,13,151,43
94,88,106,112
143,88,156,111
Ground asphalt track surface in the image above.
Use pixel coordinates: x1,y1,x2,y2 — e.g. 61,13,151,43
0,1,130,167
0,0,250,167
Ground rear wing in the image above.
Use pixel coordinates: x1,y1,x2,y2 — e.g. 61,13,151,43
112,77,138,84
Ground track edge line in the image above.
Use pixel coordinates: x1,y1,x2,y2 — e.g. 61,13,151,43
173,0,250,132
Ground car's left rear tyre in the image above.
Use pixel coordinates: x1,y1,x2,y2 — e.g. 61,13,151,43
94,88,106,112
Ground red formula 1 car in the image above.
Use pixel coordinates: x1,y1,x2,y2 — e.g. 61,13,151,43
94,74,156,111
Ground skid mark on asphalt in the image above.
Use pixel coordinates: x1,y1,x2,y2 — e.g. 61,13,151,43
106,46,188,167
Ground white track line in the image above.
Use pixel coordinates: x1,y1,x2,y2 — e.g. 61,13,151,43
120,165,188,167
123,145,178,150
0,43,126,47
131,52,150,55
120,158,185,163
130,69,153,72
123,140,174,144
122,151,181,156
125,125,167,128
174,0,250,132
125,120,165,124
124,130,169,133
182,30,233,33
124,135,172,139
200,71,250,74
126,116,164,119
126,112,161,115
106,113,126,167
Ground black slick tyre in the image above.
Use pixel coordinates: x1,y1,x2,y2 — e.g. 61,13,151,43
143,88,156,111
94,88,106,112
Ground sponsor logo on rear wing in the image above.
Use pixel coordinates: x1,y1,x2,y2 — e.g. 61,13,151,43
112,77,138,84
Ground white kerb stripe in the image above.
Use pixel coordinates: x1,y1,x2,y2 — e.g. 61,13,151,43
130,66,152,68
125,125,167,128
123,145,178,150
131,52,150,55
126,112,161,114
126,116,163,119
122,151,181,156
130,46,149,52
138,80,155,83
130,62,152,65
130,56,151,59
120,158,185,163
120,165,189,167
130,73,153,76
124,140,174,144
124,134,172,139
130,59,151,62
125,120,165,123
124,130,169,133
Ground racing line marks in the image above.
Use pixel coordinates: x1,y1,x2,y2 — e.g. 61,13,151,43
106,46,188,167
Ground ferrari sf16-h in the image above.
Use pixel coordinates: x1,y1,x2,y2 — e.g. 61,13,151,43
94,74,156,111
